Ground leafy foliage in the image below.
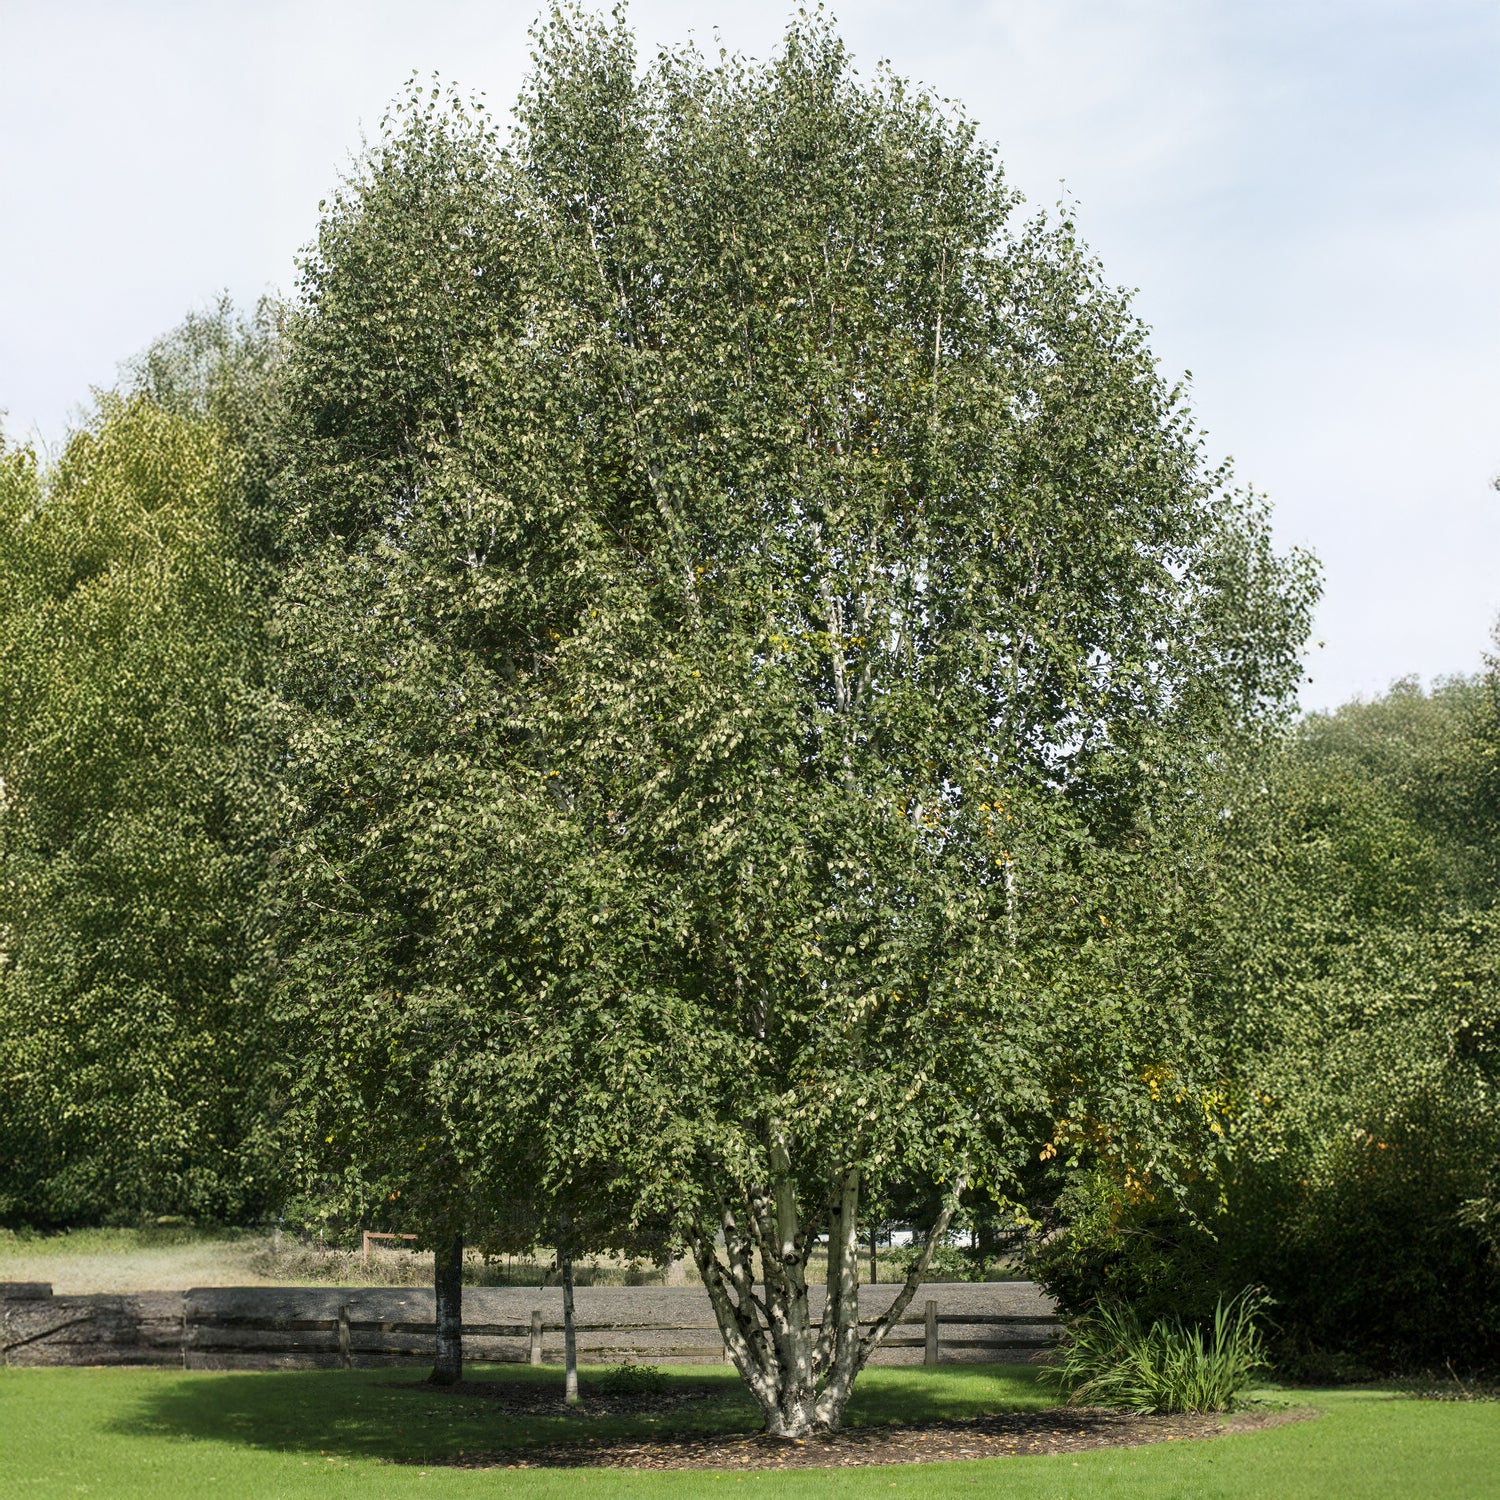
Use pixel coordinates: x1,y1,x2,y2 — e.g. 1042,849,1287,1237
265,7,1314,1434
119,294,288,571
0,387,270,1224
1033,676,1500,1375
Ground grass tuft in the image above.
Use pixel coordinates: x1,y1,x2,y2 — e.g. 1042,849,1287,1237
1044,1289,1269,1414
592,1360,669,1396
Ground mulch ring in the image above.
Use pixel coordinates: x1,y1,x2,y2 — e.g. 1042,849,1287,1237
423,1404,1315,1471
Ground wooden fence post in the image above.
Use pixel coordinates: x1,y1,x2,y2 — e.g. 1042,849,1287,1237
338,1303,352,1369
529,1309,543,1366
924,1300,939,1366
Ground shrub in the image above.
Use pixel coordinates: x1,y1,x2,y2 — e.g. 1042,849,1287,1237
593,1361,668,1396
1043,1291,1268,1414
1031,1123,1500,1378
1028,1169,1227,1329
884,1240,993,1283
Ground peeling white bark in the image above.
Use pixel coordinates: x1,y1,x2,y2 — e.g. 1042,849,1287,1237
691,1165,970,1436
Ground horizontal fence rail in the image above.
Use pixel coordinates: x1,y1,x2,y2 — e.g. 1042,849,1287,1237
2,1283,1061,1370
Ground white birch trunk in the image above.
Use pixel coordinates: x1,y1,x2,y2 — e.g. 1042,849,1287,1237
691,1165,969,1436
560,1251,579,1405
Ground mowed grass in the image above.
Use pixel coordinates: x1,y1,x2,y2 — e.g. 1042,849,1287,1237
0,1225,277,1294
0,1226,693,1292
2,1363,1497,1499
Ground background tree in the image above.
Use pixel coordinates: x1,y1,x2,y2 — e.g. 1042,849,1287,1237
267,10,1315,1433
1035,674,1500,1375
120,294,288,573
0,381,270,1224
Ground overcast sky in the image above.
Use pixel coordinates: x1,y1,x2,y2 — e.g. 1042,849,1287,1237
3,0,1497,711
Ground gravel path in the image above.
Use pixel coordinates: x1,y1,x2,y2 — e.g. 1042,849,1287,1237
183,1280,1057,1366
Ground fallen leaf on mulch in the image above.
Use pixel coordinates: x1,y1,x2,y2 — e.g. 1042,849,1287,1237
414,1404,1315,1470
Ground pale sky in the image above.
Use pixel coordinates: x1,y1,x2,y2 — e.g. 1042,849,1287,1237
3,1,1497,712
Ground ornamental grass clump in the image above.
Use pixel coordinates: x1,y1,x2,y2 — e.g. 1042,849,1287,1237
1045,1292,1269,1414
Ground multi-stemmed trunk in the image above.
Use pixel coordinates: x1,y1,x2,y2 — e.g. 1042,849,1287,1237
689,1155,966,1438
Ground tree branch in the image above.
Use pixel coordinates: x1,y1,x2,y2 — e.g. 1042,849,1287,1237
856,1171,968,1372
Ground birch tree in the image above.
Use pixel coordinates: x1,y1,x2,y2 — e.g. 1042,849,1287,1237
268,9,1316,1435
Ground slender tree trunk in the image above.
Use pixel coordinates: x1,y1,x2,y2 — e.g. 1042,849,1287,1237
812,1168,864,1429
561,1251,579,1405
430,1232,463,1386
869,1225,878,1284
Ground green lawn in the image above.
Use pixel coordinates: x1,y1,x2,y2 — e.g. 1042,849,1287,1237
1,1362,1495,1498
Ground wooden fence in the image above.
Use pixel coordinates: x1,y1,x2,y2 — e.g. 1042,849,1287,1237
1,1281,1060,1370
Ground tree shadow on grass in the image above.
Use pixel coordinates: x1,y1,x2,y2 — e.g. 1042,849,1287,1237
109,1363,1050,1466
111,1364,752,1465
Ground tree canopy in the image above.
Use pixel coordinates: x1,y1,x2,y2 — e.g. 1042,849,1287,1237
266,9,1316,1432
4,1,1498,1402
0,384,269,1224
